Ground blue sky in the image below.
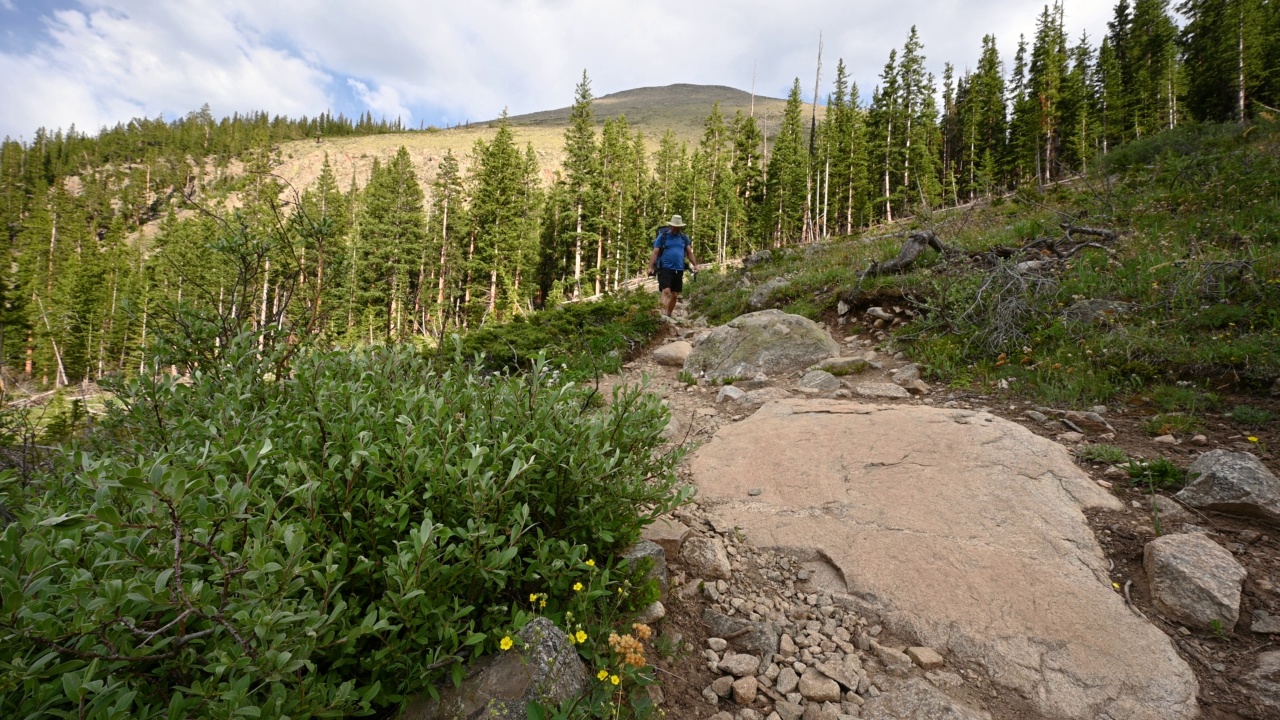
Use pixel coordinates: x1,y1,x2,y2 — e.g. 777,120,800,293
0,0,1118,142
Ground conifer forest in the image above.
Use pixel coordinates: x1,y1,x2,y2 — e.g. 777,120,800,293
2,0,1279,390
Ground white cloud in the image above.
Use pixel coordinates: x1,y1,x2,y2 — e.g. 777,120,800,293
0,0,1119,139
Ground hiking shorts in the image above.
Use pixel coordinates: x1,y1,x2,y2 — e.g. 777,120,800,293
657,268,684,293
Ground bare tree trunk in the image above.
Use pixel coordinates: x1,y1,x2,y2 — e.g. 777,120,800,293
573,200,583,298
1239,1,1247,123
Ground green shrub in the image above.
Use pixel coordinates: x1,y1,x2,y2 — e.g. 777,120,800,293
1076,444,1128,465
1127,457,1187,490
458,292,661,379
0,334,688,719
1231,404,1278,428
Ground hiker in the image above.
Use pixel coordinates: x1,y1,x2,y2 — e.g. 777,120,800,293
646,214,700,318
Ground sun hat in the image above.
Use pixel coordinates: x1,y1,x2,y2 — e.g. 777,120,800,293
667,215,686,227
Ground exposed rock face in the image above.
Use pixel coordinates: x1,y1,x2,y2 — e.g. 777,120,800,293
862,678,991,720
652,341,693,367
1144,533,1246,631
688,400,1199,720
1176,450,1280,524
750,277,792,310
683,310,840,382
400,617,587,720
680,536,732,580
743,249,774,268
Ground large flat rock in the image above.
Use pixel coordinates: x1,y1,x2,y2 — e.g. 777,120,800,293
688,400,1199,720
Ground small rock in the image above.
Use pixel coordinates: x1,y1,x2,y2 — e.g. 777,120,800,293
1063,410,1115,434
1242,650,1280,711
1252,610,1280,635
682,536,733,580
780,634,798,656
776,667,800,694
873,644,914,674
902,379,931,396
1151,495,1194,525
1104,465,1127,478
653,341,693,367
800,370,843,393
892,364,921,385
720,654,763,678
739,710,762,720
774,701,805,720
635,600,666,624
1024,410,1049,423
852,383,910,399
1056,432,1086,444
1144,533,1247,631
718,385,749,404
713,675,736,697
799,668,843,703
703,686,721,705
906,646,945,670
1191,435,1208,445
709,638,729,652
749,488,763,497
1154,434,1178,445
641,517,692,559
801,704,838,720
732,676,759,705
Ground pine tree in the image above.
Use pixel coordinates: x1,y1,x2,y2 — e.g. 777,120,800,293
561,71,600,299
868,51,902,221
468,114,540,322
357,147,427,340
764,80,809,244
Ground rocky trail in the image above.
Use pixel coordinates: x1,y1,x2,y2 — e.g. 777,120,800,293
596,301,1280,720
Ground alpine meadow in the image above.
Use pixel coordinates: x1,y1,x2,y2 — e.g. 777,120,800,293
2,1,1280,719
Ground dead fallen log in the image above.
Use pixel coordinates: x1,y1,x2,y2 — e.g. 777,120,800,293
1061,225,1118,242
861,231,952,278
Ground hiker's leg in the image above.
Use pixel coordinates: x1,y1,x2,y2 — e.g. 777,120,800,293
666,291,679,316
659,288,673,316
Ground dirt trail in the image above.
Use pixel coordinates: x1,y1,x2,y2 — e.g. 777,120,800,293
607,299,1279,720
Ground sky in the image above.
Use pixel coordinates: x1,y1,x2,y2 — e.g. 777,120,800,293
0,0,1120,142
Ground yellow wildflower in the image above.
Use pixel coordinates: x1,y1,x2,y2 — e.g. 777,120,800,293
610,675,620,686
1249,436,1260,443
573,582,584,592
539,598,546,608
597,669,609,681
576,630,588,643
500,636,513,651
529,593,538,603
586,559,596,567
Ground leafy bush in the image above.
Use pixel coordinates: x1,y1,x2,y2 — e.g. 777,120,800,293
1076,444,1128,465
1127,457,1187,490
0,334,688,719
458,292,662,379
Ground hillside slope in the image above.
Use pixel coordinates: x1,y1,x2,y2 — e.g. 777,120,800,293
270,83,795,194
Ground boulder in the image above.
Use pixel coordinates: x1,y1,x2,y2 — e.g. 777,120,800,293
1062,299,1137,325
907,647,945,670
683,310,840,382
799,371,842,393
653,341,693,367
1243,650,1280,715
743,250,774,268
680,536,732,580
689,400,1199,720
1176,450,1280,524
1252,610,1280,635
401,617,587,720
862,678,991,720
1144,533,1246,631
852,383,910,399
750,277,792,310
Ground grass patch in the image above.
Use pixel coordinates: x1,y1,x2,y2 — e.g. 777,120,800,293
1144,413,1201,436
1076,443,1129,464
1127,456,1187,490
1231,404,1278,428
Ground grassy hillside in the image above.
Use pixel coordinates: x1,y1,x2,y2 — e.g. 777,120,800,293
271,83,795,194
688,119,1280,411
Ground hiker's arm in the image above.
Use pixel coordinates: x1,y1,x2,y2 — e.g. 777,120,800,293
685,244,700,272
647,247,660,273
